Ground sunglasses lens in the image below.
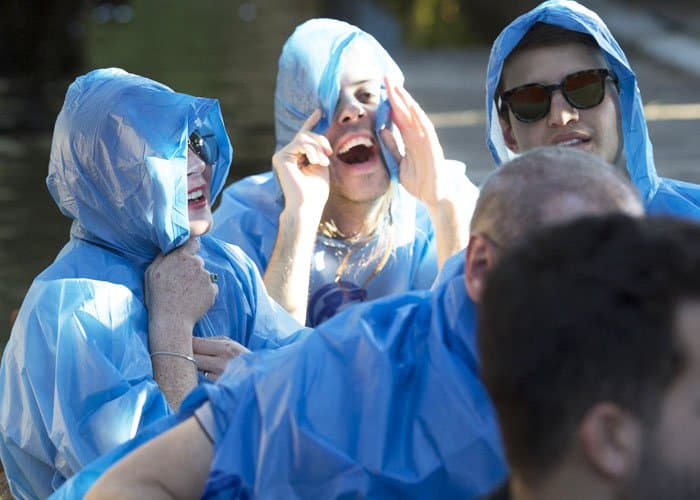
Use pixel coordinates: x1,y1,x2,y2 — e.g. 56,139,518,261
508,85,550,122
188,130,218,167
563,71,606,109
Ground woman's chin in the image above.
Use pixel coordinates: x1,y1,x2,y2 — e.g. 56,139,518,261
189,219,212,237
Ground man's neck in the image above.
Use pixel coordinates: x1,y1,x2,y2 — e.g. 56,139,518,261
321,194,387,240
510,468,615,500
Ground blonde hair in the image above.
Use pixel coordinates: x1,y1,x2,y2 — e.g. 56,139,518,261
318,186,395,288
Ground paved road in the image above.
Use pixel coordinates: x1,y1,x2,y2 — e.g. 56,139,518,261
397,44,700,185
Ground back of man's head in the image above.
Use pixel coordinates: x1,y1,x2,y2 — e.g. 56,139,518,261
470,146,642,248
479,214,700,490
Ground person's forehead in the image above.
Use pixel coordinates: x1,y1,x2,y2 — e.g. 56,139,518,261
501,43,607,90
339,39,385,87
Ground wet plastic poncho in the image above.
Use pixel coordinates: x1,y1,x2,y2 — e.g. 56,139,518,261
211,19,438,327
487,0,700,218
0,68,304,500
52,274,507,499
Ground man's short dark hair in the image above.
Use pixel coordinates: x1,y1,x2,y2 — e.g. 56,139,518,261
497,22,601,122
478,215,700,485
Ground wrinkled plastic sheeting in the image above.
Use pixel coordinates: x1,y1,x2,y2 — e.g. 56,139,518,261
54,276,507,499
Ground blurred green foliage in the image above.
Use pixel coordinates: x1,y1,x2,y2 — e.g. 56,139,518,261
379,0,541,47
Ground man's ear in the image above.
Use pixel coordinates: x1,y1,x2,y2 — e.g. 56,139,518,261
499,116,520,153
465,234,499,303
578,403,643,480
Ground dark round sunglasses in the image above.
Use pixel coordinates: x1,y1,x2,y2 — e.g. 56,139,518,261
187,130,218,167
498,68,618,123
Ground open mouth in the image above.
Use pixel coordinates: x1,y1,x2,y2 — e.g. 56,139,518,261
188,188,206,206
555,137,590,147
336,137,376,165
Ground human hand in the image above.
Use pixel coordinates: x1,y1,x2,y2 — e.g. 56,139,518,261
380,76,455,208
272,109,332,219
192,336,250,381
145,238,218,348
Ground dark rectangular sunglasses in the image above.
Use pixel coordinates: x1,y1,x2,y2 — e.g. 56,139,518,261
188,130,218,167
498,68,617,123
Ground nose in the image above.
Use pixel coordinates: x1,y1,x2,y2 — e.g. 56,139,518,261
337,96,366,124
187,152,206,176
546,89,579,127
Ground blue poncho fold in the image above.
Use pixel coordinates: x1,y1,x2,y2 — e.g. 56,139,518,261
53,275,506,499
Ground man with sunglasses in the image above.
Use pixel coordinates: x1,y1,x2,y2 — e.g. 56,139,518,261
487,0,700,218
435,0,700,288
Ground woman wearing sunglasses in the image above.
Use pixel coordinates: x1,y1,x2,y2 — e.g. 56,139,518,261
487,0,700,219
0,68,306,499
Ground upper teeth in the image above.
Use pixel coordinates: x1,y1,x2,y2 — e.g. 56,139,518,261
558,138,584,146
338,136,373,155
188,189,203,201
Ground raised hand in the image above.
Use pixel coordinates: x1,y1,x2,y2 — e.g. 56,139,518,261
145,238,218,348
272,109,333,219
145,238,218,409
380,76,453,208
380,76,477,267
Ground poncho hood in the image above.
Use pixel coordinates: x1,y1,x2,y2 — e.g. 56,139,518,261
274,18,404,179
486,0,660,203
47,68,233,264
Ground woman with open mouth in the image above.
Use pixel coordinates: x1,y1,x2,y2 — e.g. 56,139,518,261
0,68,306,499
213,18,478,327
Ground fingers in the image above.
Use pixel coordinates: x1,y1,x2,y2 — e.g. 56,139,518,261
179,237,200,256
144,242,217,323
379,128,402,164
385,76,438,139
302,141,329,167
273,109,332,174
384,75,413,129
298,109,332,157
398,85,441,145
385,76,444,160
193,337,250,380
300,108,322,133
192,336,249,356
316,134,332,157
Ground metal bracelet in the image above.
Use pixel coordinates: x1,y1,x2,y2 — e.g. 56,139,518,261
150,351,197,367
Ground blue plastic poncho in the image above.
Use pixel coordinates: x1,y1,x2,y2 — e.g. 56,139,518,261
52,274,507,499
0,68,304,500
486,0,700,218
211,19,438,327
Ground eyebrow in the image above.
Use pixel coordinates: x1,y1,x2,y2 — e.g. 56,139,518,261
348,79,381,86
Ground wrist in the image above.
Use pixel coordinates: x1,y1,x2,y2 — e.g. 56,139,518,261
148,317,195,354
427,197,461,223
426,162,477,212
279,207,322,236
